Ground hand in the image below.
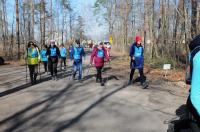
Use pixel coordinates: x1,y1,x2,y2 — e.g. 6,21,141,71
90,63,92,66
132,56,135,60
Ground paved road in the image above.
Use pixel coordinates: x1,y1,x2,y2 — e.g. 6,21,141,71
0,57,187,132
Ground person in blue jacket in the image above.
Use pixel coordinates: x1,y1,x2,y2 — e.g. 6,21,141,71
186,34,200,128
128,36,146,86
60,44,67,71
70,39,85,81
40,45,48,73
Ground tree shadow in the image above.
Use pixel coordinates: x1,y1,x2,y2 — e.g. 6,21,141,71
0,80,94,132
54,81,128,132
0,69,73,98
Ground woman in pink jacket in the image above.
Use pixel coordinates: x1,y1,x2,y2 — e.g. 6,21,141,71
90,42,110,84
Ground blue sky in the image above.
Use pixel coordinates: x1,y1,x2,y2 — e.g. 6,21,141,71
5,0,107,41
70,0,107,41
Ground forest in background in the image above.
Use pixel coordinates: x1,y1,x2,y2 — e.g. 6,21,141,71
0,0,200,68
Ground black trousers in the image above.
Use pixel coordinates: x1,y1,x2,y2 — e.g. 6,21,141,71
42,61,48,72
96,66,103,82
28,64,38,84
48,57,58,76
129,68,145,84
60,57,66,69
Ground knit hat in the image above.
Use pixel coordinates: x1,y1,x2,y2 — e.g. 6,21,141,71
135,36,141,43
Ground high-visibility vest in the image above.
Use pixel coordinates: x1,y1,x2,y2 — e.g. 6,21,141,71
134,46,143,57
50,47,57,57
28,48,39,65
74,47,82,60
97,49,104,58
40,49,48,62
60,47,67,57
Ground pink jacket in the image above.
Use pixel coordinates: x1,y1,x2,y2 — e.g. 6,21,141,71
90,47,109,67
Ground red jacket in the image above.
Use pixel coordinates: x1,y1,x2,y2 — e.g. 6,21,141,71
90,47,109,67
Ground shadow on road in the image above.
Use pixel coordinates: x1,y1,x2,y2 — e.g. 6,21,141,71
0,78,128,132
0,69,72,98
0,80,94,132
54,81,128,132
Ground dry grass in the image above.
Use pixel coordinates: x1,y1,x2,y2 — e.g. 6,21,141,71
110,56,185,82
6,59,26,66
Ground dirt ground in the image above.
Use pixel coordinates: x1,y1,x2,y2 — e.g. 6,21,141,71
0,55,189,132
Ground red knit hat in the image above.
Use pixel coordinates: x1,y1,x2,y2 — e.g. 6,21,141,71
135,36,141,43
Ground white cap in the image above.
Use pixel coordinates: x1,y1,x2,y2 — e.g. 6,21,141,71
50,40,56,45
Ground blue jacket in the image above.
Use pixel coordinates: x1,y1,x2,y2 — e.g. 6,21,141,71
190,51,200,116
129,43,144,69
40,49,48,62
70,46,85,61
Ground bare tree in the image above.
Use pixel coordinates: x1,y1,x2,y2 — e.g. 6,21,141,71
16,0,20,59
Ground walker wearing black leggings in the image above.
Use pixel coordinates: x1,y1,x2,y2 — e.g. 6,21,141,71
96,66,103,83
129,68,145,84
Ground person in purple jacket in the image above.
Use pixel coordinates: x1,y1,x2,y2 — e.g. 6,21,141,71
128,36,147,88
90,42,110,85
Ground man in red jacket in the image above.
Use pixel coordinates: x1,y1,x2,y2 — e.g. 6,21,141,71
90,42,110,85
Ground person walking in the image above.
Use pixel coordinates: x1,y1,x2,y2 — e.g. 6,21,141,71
90,42,109,85
40,45,48,73
26,41,40,85
59,44,67,71
70,39,85,81
46,40,60,80
128,36,147,88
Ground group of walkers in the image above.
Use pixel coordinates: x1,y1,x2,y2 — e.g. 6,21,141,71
26,39,111,86
26,35,200,130
26,40,64,84
26,37,147,87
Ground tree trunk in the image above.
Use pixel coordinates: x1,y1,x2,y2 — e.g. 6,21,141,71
16,0,20,60
40,0,45,47
31,0,35,40
191,0,197,38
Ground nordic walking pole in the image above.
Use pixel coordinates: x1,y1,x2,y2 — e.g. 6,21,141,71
26,43,28,83
26,52,28,83
39,61,41,81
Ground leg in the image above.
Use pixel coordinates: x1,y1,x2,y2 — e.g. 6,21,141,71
138,68,145,85
63,57,66,70
33,64,38,83
28,65,34,84
48,60,51,74
96,67,101,82
53,62,58,77
44,61,47,72
60,58,63,70
129,68,135,82
73,62,77,79
49,60,53,76
99,67,103,82
78,62,83,80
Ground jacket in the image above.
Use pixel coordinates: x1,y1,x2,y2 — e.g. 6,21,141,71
90,47,109,67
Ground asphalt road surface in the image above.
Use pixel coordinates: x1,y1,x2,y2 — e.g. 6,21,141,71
0,56,188,132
